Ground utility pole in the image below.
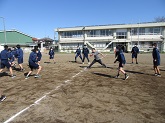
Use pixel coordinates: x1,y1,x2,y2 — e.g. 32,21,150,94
0,17,7,45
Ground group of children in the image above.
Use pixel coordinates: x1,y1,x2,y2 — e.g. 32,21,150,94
0,45,55,102
0,43,161,102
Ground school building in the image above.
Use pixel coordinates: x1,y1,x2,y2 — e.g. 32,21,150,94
55,22,165,52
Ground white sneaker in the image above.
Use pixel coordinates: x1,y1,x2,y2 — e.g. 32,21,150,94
88,62,90,64
82,62,84,64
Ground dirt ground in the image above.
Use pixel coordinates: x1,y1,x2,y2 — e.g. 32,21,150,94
0,52,165,123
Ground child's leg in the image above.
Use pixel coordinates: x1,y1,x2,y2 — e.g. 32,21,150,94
153,66,157,74
97,59,106,67
26,70,33,77
36,66,42,75
87,59,96,68
9,67,14,75
79,54,83,61
119,67,126,74
156,66,160,74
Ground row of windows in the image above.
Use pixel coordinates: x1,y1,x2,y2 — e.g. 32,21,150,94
61,27,162,38
131,27,161,35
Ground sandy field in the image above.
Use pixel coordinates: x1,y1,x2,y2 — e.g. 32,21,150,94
0,52,165,123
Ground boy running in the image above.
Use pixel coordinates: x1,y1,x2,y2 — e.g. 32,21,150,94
87,48,106,68
0,45,16,78
25,48,42,79
152,43,161,77
114,45,129,80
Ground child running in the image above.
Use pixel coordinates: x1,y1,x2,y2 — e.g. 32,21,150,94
25,48,42,79
114,45,129,80
0,45,16,78
152,43,161,77
87,48,106,68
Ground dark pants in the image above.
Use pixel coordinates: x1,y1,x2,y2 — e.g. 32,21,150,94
82,54,89,62
75,54,82,61
88,59,106,68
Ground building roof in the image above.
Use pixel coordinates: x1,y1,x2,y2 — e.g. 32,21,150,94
55,22,165,32
0,30,33,45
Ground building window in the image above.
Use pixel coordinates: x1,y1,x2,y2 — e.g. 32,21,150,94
100,29,112,36
116,32,127,39
61,31,83,38
130,28,138,35
139,28,145,35
149,27,161,35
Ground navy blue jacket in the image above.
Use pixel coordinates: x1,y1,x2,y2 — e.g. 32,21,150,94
152,48,160,60
49,50,54,56
75,48,81,55
16,48,23,58
29,51,38,63
0,49,10,60
8,51,15,62
131,46,139,54
116,50,126,64
82,48,89,55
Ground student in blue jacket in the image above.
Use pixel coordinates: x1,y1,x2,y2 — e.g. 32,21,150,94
82,45,90,64
8,48,16,68
75,46,82,62
16,44,24,71
131,43,139,64
49,47,55,64
152,43,161,77
114,45,129,80
34,46,42,64
0,45,16,78
25,48,42,79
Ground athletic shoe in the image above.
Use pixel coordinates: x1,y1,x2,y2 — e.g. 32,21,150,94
11,75,16,78
157,74,161,77
0,95,6,102
34,74,40,78
20,68,25,72
88,62,90,64
115,75,119,78
25,76,29,79
124,74,129,80
82,62,84,64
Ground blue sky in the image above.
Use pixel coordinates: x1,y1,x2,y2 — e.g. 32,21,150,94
0,0,165,39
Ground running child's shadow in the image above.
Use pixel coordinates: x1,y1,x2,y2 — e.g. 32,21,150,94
93,72,114,78
24,72,36,77
44,62,51,64
0,72,10,77
125,70,153,76
12,67,21,71
160,69,165,71
69,61,82,64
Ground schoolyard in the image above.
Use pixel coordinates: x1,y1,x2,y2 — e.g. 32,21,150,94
0,52,165,123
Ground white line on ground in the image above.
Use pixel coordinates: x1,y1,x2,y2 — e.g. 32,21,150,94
3,67,87,123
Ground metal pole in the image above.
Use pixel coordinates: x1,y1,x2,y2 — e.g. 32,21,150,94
0,17,7,45
82,27,85,45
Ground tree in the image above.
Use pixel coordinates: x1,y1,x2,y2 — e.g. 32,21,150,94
154,16,165,22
